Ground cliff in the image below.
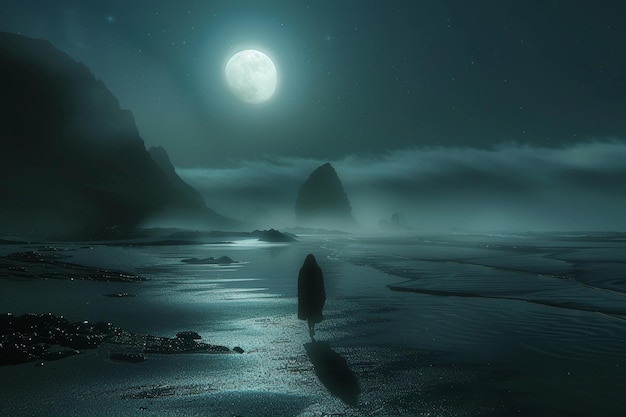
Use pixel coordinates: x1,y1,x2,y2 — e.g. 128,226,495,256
0,31,234,237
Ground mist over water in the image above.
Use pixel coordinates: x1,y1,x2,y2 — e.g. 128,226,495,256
178,140,626,233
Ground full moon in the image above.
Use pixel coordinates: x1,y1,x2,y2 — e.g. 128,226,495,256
225,49,278,104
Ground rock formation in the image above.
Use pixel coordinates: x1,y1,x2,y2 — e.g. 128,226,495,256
295,163,355,229
378,212,413,231
0,312,231,366
0,250,146,282
0,31,234,237
181,256,237,265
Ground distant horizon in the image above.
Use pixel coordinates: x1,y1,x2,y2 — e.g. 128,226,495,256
176,140,626,233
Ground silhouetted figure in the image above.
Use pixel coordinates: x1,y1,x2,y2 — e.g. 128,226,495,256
298,254,326,339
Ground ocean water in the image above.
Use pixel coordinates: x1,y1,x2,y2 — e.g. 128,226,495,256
0,232,625,416
335,233,626,415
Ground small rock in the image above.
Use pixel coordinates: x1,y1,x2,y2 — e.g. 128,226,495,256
176,331,201,340
110,352,147,363
181,256,236,265
44,349,80,361
216,256,235,264
104,292,136,298
233,346,244,354
93,321,115,333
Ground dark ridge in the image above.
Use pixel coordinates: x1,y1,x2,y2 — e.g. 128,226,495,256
0,31,235,237
148,146,206,208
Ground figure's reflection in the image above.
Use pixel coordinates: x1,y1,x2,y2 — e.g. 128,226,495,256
304,341,360,407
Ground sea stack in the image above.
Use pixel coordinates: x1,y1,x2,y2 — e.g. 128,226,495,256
295,163,355,229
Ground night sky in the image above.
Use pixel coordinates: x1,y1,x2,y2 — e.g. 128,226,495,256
2,1,625,231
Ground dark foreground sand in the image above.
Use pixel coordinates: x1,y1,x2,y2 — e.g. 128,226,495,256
1,234,624,416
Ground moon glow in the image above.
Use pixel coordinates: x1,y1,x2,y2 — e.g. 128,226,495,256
225,49,278,104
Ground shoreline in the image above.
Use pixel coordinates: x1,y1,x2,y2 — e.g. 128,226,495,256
1,234,624,416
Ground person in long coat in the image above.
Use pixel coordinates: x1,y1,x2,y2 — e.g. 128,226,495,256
298,254,326,339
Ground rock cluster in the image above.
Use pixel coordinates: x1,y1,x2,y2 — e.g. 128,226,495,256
378,212,413,231
181,256,236,265
0,312,232,366
0,312,118,366
251,229,297,242
0,251,145,282
176,331,202,340
108,330,230,356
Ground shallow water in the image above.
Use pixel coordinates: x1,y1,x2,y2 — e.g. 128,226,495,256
337,233,626,414
1,232,625,416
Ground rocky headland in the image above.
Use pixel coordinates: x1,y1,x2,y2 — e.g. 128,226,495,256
0,31,236,237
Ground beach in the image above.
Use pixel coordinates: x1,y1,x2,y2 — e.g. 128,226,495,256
1,232,625,416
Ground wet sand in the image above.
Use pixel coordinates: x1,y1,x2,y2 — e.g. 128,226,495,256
0,234,624,416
